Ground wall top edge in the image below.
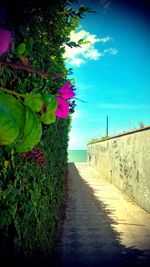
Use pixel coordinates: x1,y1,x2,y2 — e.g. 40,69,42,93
87,125,150,146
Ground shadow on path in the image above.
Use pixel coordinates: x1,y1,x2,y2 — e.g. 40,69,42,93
54,163,150,267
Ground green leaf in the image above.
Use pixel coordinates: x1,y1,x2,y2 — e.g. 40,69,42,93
24,93,43,112
41,110,56,124
16,43,26,56
78,5,94,14
79,5,88,13
78,39,90,45
41,95,58,125
16,107,42,153
0,93,25,145
42,94,57,110
50,56,56,61
0,103,18,145
65,37,70,43
70,17,80,28
67,41,79,48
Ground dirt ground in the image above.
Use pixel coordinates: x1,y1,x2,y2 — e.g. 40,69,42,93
55,163,150,267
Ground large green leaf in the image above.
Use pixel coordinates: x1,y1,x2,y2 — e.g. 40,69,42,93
16,107,42,153
0,93,25,145
24,93,43,112
0,103,19,145
41,95,58,125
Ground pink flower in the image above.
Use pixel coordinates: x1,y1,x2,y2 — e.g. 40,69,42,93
56,81,75,118
58,81,75,100
56,97,69,118
0,29,12,55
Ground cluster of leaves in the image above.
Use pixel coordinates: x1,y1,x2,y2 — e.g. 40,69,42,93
0,0,90,262
0,118,70,259
0,0,91,153
0,91,57,152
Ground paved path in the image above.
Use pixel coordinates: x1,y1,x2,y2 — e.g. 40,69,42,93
56,163,150,267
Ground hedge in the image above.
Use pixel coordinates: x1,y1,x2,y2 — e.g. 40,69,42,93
0,0,89,263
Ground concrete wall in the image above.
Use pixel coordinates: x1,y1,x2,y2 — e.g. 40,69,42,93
87,127,150,213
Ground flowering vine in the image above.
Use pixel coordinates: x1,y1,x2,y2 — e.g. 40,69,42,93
0,28,76,152
56,81,75,118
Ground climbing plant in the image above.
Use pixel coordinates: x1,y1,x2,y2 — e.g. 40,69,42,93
0,0,91,261
0,81,75,152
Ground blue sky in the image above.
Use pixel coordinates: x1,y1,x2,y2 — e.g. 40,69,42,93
66,0,150,150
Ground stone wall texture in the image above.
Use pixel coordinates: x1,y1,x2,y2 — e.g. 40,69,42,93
87,127,150,213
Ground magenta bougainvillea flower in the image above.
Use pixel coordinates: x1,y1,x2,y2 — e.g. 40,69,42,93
56,81,75,119
0,29,12,55
58,81,75,100
56,81,75,118
56,96,69,118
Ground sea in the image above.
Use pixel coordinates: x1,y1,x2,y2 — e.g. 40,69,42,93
68,150,87,162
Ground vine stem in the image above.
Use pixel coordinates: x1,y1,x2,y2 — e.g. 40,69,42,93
0,87,26,98
0,61,64,78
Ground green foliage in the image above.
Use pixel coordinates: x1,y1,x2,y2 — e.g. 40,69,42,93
66,41,80,48
0,118,70,258
16,43,26,57
78,39,91,45
88,135,110,144
25,93,58,125
0,93,25,145
41,95,58,125
0,91,59,152
16,107,42,153
100,135,110,141
24,94,43,112
0,0,89,262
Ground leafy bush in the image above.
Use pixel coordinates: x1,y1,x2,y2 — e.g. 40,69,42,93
0,119,70,257
0,0,89,261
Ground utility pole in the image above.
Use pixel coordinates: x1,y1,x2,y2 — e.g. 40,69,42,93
106,115,108,137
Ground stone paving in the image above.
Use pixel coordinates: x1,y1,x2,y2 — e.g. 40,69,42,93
56,163,150,267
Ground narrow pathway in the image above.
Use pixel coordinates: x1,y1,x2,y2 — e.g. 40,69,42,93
56,163,150,267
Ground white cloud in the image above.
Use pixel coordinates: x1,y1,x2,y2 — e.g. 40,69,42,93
69,30,87,43
98,36,113,43
70,58,84,66
69,30,112,45
84,49,102,60
64,30,116,67
104,48,118,55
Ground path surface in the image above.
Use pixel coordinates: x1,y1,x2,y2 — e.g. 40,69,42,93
56,163,150,267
